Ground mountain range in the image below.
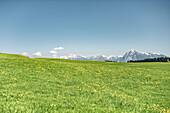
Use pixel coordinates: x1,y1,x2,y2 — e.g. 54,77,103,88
60,49,167,62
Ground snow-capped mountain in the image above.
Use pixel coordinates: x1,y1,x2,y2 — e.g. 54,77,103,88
60,49,167,62
119,49,166,62
88,55,108,61
60,54,88,60
107,55,118,61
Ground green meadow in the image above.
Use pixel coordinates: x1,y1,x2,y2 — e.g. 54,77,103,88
0,53,169,113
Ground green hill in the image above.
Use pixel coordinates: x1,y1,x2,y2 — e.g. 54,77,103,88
0,53,169,112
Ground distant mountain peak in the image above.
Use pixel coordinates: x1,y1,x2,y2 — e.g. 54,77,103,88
130,48,135,52
59,49,167,62
93,55,106,58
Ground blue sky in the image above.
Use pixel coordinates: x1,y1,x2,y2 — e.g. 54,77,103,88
0,0,170,57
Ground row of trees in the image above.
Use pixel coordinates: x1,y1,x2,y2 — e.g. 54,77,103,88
128,57,170,62
105,60,117,62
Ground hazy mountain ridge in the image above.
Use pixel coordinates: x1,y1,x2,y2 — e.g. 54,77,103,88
60,49,167,62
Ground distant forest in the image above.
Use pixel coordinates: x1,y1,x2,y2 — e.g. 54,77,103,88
128,57,170,62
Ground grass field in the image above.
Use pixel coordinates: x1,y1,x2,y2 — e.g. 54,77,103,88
0,53,170,113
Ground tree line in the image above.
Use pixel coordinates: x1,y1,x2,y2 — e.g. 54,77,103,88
128,57,170,62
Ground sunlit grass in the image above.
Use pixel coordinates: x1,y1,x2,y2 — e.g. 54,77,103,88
0,53,169,112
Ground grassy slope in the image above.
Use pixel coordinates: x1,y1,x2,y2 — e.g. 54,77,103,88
0,53,169,112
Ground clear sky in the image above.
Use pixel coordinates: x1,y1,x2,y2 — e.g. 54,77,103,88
0,0,170,57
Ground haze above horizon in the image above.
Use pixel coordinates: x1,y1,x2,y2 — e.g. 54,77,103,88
0,0,170,57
